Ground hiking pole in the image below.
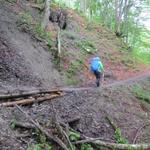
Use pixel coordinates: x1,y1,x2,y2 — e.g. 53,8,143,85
101,71,105,87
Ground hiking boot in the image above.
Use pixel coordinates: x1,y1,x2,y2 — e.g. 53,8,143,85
96,81,100,87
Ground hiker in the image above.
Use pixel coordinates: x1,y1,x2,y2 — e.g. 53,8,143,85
90,56,104,87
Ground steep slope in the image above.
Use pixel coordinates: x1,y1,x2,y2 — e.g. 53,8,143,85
0,1,63,92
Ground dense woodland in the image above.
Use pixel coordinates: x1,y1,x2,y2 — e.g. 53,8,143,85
54,0,150,63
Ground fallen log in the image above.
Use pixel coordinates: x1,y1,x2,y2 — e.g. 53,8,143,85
12,121,35,129
74,138,150,150
15,104,69,150
0,89,63,100
0,92,65,107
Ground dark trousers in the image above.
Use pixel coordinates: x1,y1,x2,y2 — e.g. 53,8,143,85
93,70,102,87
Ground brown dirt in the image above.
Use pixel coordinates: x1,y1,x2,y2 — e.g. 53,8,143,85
0,74,150,149
0,0,64,93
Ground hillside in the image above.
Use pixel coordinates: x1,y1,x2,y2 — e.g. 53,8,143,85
0,0,150,150
0,0,63,93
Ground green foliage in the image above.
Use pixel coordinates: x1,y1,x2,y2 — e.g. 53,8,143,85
132,85,150,103
34,23,51,45
62,30,78,40
5,0,16,3
18,11,33,26
66,59,83,77
69,130,80,141
27,130,52,150
114,128,128,144
34,0,44,4
52,0,68,9
18,11,51,47
76,39,97,54
10,119,16,129
68,130,93,150
80,144,94,150
55,0,150,65
27,143,51,150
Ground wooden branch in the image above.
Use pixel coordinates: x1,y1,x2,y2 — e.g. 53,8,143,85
133,121,150,144
65,117,80,126
52,104,74,150
13,121,35,129
74,137,150,150
105,116,117,131
0,89,63,100
0,92,65,107
15,104,69,150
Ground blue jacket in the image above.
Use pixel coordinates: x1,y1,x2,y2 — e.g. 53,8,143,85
90,57,104,72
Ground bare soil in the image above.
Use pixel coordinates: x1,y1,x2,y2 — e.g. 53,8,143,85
0,74,150,149
0,0,63,93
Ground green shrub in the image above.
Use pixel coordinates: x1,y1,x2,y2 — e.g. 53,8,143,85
76,39,97,54
18,11,52,47
27,144,51,150
132,85,150,103
114,128,128,144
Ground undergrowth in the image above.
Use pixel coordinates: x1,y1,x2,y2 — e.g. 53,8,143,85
17,11,51,47
76,39,97,54
114,128,128,144
132,84,150,103
132,49,150,64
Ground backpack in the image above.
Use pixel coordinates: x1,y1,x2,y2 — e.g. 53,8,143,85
90,57,100,72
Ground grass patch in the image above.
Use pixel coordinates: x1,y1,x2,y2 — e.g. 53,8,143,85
76,39,97,54
61,30,78,40
114,128,128,144
17,11,51,47
132,49,150,64
27,143,52,150
64,59,84,85
132,84,150,103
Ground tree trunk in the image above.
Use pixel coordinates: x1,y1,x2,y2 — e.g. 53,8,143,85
42,0,51,29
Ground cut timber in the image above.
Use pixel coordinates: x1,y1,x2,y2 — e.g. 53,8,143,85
0,92,65,107
0,89,63,100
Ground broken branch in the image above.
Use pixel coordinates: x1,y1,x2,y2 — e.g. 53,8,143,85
74,137,150,150
15,104,69,150
133,121,150,144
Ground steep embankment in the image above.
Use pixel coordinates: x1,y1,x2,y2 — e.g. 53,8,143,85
0,1,63,92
